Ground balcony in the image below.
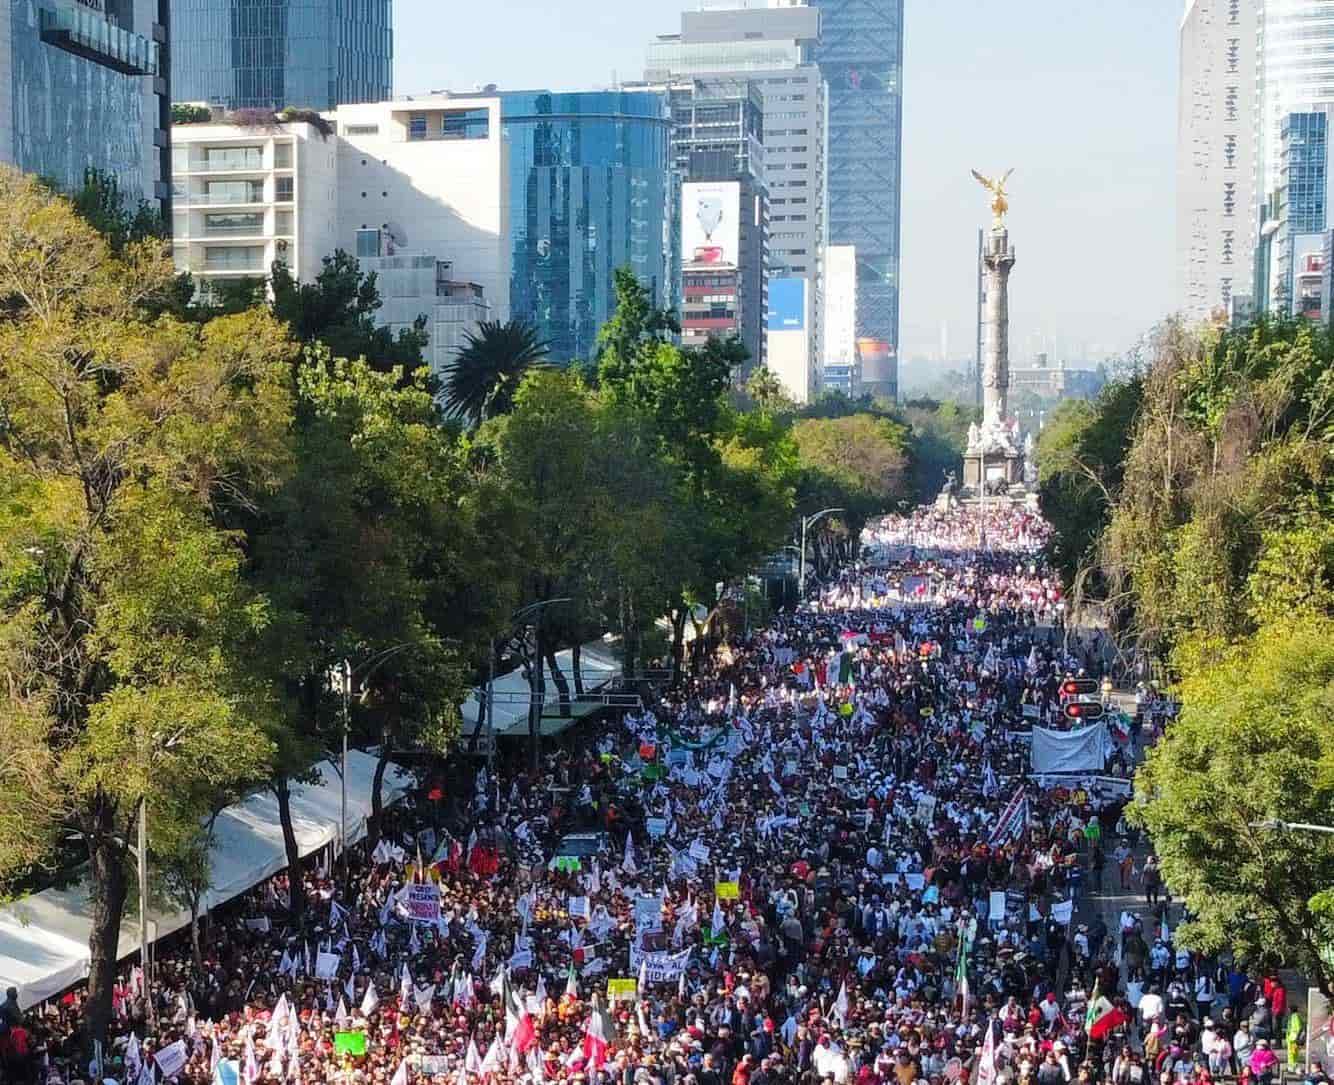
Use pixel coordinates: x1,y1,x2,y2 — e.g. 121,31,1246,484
39,1,158,76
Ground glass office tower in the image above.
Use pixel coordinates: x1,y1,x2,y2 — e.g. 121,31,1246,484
809,0,903,400
501,91,671,363
1,0,169,213
172,0,391,110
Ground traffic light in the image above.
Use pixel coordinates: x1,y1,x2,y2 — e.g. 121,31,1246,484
1060,678,1100,698
1063,701,1105,721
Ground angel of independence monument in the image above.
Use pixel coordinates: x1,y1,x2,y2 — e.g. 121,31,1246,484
963,168,1026,491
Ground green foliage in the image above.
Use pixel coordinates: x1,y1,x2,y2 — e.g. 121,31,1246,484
0,165,292,1037
791,414,911,542
743,366,796,415
1035,378,1143,591
271,251,431,382
898,397,981,500
171,103,213,124
65,168,164,254
594,267,680,387
1100,319,1333,656
442,318,549,426
1130,617,1334,996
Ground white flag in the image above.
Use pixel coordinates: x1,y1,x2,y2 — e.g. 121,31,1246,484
465,1038,484,1075
390,1060,409,1085
334,997,350,1028
360,981,380,1018
833,981,849,1027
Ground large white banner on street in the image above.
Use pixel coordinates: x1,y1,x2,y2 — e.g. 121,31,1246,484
1031,721,1108,774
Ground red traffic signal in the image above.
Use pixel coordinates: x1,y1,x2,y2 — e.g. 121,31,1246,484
1060,678,1100,697
1063,701,1105,721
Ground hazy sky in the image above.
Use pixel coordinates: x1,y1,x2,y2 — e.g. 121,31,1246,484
395,0,1179,367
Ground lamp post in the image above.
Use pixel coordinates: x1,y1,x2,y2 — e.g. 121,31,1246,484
1249,818,1334,836
338,643,417,864
798,508,843,599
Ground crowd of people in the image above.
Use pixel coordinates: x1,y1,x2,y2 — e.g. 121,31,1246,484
1,505,1327,1085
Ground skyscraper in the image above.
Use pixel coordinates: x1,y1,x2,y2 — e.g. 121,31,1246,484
0,0,170,213
1176,0,1258,322
501,90,672,363
171,0,391,110
809,0,902,401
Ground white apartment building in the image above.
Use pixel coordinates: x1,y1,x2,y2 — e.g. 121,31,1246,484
170,119,338,304
822,244,858,395
1177,0,1258,323
331,96,508,377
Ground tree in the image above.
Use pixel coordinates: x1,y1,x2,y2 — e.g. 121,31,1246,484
791,414,912,567
1130,617,1334,996
0,166,289,1043
744,366,795,414
593,266,679,387
244,354,474,901
1035,378,1143,592
65,168,165,254
898,397,981,502
271,251,430,380
442,319,550,426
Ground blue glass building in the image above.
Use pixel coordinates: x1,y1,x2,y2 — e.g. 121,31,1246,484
171,0,391,110
2,0,169,210
809,0,903,399
501,90,672,363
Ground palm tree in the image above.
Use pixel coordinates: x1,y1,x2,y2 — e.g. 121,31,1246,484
442,319,550,426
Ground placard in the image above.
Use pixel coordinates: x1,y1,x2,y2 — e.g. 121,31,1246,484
214,1060,240,1085
989,891,1007,920
567,895,590,919
914,796,937,825
154,1040,189,1079
419,1056,450,1076
715,880,740,900
607,978,638,1001
665,749,690,767
334,1032,367,1056
833,765,849,780
1052,900,1074,925
646,817,668,839
689,841,711,862
406,883,442,924
1022,704,1041,720
634,896,662,932
315,951,341,980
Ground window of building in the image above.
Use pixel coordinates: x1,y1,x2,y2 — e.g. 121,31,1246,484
204,179,262,204
274,143,293,168
171,146,188,173
790,214,807,221
203,245,264,271
408,113,429,140
275,211,293,234
204,146,262,170
344,124,380,135
204,212,264,235
356,228,381,258
275,176,294,202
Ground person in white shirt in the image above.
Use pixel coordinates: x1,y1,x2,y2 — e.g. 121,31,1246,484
1139,987,1164,1026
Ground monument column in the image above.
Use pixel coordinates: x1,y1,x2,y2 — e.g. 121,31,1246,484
982,226,1016,427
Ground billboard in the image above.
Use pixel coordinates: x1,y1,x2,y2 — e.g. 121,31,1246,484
768,277,806,332
682,181,741,270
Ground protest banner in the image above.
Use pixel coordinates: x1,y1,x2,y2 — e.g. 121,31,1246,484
631,947,693,983
989,891,1007,920
335,1033,368,1057
419,1057,450,1076
315,951,341,980
634,896,662,932
645,817,668,839
405,883,442,924
214,1061,240,1085
1051,900,1074,925
568,895,590,919
155,1041,188,1079
688,840,711,862
832,765,849,780
509,948,534,970
714,880,740,900
914,795,937,825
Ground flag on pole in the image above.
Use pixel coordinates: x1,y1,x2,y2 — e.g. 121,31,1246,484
564,965,579,1001
710,899,726,939
582,994,615,1069
390,1061,408,1085
360,981,379,1018
501,969,537,1054
479,1039,503,1075
977,1019,997,1085
833,981,849,1027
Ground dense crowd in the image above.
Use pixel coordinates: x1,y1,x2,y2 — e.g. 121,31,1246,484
1,506,1327,1085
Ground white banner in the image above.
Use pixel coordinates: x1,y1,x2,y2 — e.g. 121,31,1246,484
155,1041,189,1079
406,883,442,924
630,947,693,983
1031,722,1109,774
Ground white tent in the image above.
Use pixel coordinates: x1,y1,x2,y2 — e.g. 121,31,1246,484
460,639,620,739
0,749,412,1009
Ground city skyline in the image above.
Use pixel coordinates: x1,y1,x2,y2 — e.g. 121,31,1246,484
394,0,1178,370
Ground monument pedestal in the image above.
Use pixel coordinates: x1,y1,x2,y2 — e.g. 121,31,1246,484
963,448,1023,489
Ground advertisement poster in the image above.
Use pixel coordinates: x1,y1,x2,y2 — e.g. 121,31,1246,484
682,182,740,270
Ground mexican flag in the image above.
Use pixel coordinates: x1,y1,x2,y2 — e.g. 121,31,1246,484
1084,980,1128,1040
502,968,537,1055
582,993,616,1068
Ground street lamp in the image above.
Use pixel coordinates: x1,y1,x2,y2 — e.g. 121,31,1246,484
1249,818,1334,836
337,643,418,864
488,598,572,773
798,508,843,599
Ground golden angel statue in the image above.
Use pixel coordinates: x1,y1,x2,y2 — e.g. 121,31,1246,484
971,168,1014,226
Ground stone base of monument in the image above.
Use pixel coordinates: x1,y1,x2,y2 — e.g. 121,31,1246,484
962,448,1024,490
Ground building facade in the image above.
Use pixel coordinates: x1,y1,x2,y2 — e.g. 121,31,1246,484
767,275,816,401
821,243,858,395
332,96,508,376
0,0,169,211
170,117,337,304
1176,0,1258,323
171,0,391,111
500,90,671,364
646,1,827,381
1262,107,1332,318
809,0,902,401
